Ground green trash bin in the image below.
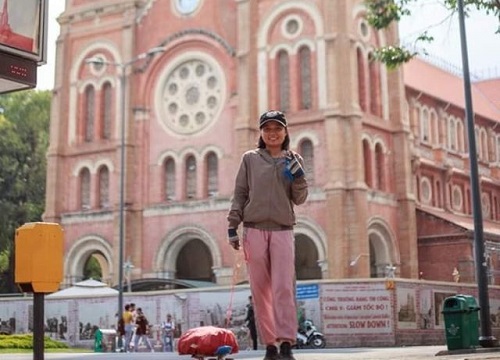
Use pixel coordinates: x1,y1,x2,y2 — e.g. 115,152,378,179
457,294,480,347
442,295,480,350
94,329,117,353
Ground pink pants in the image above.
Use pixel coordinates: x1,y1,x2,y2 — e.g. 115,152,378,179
243,227,297,345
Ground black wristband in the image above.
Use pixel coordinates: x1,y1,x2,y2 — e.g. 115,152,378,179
228,228,237,237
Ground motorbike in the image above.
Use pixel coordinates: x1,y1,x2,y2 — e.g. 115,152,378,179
295,319,326,349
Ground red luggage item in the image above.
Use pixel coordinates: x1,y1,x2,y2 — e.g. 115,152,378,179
178,326,239,357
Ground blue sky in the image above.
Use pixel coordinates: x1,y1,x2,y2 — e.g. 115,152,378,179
36,1,500,90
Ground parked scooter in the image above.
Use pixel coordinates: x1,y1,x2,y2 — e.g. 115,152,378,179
295,319,326,349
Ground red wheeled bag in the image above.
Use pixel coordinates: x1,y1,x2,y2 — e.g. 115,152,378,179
178,325,239,359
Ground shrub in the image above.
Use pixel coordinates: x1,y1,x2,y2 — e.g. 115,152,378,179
0,334,69,349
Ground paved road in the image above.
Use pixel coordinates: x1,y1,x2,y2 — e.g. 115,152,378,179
3,346,500,360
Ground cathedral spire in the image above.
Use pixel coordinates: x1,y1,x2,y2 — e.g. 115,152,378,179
0,0,10,31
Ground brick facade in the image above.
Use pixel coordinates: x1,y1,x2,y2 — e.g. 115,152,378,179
43,0,500,290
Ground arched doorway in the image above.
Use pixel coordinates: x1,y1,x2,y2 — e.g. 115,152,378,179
176,238,214,282
368,220,396,278
295,234,322,280
64,236,114,286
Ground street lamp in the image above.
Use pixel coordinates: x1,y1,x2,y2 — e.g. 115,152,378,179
85,46,165,349
457,0,496,347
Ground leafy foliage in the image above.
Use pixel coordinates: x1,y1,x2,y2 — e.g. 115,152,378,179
83,256,103,281
0,90,51,293
365,0,500,68
366,0,412,29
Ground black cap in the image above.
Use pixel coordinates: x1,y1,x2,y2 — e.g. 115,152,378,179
259,110,287,128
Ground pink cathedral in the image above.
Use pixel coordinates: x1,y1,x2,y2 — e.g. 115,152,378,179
44,0,500,289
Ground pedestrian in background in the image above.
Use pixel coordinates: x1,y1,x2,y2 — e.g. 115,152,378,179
133,308,154,352
227,110,308,360
245,295,258,350
122,304,134,352
161,313,175,352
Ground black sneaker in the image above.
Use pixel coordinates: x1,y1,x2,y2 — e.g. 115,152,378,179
263,344,279,360
279,341,296,360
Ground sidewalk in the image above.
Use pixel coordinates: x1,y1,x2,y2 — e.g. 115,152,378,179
3,346,500,360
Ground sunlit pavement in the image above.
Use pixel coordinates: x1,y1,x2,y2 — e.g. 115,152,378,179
4,346,500,360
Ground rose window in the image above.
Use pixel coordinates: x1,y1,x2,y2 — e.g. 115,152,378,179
160,59,223,134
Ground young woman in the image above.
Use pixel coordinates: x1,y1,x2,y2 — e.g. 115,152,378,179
227,110,308,360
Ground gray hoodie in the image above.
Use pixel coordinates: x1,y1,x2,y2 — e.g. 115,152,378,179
227,148,308,230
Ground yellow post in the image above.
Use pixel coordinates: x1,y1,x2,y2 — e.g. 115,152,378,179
15,222,64,293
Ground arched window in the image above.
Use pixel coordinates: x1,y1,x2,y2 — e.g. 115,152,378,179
357,48,367,112
375,143,385,190
420,108,430,143
206,152,218,197
277,50,290,112
298,46,312,110
481,129,489,162
363,139,372,188
299,139,314,184
84,85,95,142
98,166,109,208
164,158,176,201
435,180,442,208
185,155,197,199
101,82,112,140
368,53,381,117
80,168,91,210
457,119,465,153
448,118,457,151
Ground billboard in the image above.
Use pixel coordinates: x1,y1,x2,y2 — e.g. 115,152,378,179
0,0,48,64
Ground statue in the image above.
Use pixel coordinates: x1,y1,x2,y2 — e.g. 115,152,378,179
452,267,460,283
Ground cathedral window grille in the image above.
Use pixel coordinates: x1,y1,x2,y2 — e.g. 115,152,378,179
474,127,480,157
80,168,91,210
185,155,196,199
164,158,176,201
98,166,109,208
368,53,381,117
494,195,499,221
448,118,457,151
206,152,218,197
84,85,95,142
357,48,367,112
363,139,372,188
375,143,384,191
480,129,489,162
299,139,314,184
420,108,430,143
299,46,312,110
482,192,491,219
101,82,112,139
435,180,442,207
278,50,290,112
496,136,500,163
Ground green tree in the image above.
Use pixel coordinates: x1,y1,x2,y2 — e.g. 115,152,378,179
0,90,51,293
365,0,500,68
83,256,103,281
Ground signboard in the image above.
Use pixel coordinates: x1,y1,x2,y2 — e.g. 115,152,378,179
296,284,319,300
0,0,48,64
321,283,393,335
0,51,37,93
